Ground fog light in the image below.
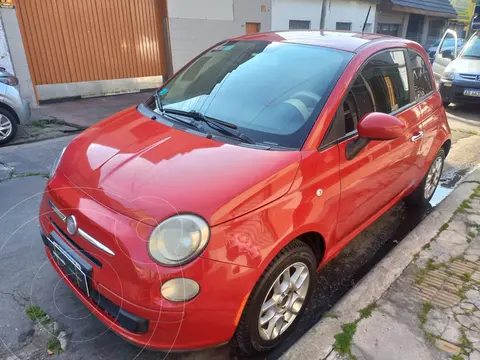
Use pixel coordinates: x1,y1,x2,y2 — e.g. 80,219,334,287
161,278,199,302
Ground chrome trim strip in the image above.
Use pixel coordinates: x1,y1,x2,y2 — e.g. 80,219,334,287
48,200,66,222
49,200,115,256
78,229,115,256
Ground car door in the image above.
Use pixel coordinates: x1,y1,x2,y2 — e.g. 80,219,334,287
432,30,458,83
408,49,440,172
330,49,422,243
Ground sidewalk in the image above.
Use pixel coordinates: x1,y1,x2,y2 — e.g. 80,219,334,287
30,92,149,128
282,169,480,360
4,92,151,146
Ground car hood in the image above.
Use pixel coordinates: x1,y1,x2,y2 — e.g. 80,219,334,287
59,106,301,226
451,58,480,74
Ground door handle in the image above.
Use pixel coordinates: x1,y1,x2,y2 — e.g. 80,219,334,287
411,131,424,142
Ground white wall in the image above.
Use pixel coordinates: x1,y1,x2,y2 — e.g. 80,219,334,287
167,0,272,71
0,8,36,106
271,0,322,30
271,0,376,32
324,0,376,32
168,0,234,21
0,17,14,74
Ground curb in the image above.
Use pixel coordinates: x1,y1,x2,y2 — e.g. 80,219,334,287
281,168,480,360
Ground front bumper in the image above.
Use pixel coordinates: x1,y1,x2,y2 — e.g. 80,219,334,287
39,173,259,351
4,85,30,123
439,79,480,104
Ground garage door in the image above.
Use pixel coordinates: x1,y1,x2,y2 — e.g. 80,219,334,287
14,0,168,86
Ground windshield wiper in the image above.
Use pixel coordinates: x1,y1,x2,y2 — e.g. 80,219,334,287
163,109,257,145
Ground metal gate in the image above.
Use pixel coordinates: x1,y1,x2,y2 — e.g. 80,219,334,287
15,0,168,86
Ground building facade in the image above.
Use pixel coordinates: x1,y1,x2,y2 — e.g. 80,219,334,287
271,0,377,33
376,0,457,48
1,0,460,106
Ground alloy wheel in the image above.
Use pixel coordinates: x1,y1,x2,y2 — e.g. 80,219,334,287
0,115,13,141
424,156,443,199
257,262,309,341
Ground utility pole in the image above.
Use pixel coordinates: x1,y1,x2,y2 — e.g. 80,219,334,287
320,0,327,30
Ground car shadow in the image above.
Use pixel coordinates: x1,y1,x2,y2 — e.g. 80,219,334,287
263,201,430,359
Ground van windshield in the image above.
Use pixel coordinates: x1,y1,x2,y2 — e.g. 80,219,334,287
152,40,353,149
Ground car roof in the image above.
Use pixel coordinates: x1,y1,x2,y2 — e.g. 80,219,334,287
233,30,406,53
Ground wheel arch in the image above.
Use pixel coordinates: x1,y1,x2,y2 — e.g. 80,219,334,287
296,231,326,268
441,139,451,156
0,102,20,124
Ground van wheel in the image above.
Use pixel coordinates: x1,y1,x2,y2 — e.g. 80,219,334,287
0,108,18,146
406,148,445,208
234,240,316,355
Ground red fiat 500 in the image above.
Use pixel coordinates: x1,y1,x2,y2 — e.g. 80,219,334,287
39,31,451,355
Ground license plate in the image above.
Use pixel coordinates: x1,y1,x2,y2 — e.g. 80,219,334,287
47,234,92,296
463,89,480,97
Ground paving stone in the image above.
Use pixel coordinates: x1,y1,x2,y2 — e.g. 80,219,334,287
468,214,480,226
461,303,476,311
454,305,466,314
426,309,449,336
467,290,480,306
457,314,475,328
466,255,480,262
466,329,480,349
449,219,469,236
473,272,480,282
471,350,480,360
431,231,469,262
442,320,462,344
473,311,480,319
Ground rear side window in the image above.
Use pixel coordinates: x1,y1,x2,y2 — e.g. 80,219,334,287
361,50,410,113
408,51,433,99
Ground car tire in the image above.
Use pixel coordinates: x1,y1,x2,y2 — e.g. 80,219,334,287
234,240,316,355
405,148,445,208
0,108,18,146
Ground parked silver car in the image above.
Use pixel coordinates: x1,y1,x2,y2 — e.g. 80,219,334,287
434,31,480,105
0,68,31,145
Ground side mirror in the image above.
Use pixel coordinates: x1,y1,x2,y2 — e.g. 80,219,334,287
441,49,454,60
357,112,407,140
346,112,407,160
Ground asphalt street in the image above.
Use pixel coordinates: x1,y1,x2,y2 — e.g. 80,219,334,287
0,104,479,360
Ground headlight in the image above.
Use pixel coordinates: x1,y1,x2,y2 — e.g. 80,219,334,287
0,76,18,86
442,71,455,81
49,147,66,179
148,214,210,266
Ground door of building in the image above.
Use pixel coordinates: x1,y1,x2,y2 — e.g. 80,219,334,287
246,23,261,35
406,14,425,43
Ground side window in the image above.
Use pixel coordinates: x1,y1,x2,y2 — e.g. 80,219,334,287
321,50,410,147
439,32,457,55
408,51,434,99
360,50,410,113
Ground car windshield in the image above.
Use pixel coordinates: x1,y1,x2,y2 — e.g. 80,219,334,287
151,40,353,149
461,34,480,58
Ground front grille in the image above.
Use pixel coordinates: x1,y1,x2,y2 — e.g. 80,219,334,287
459,73,479,81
